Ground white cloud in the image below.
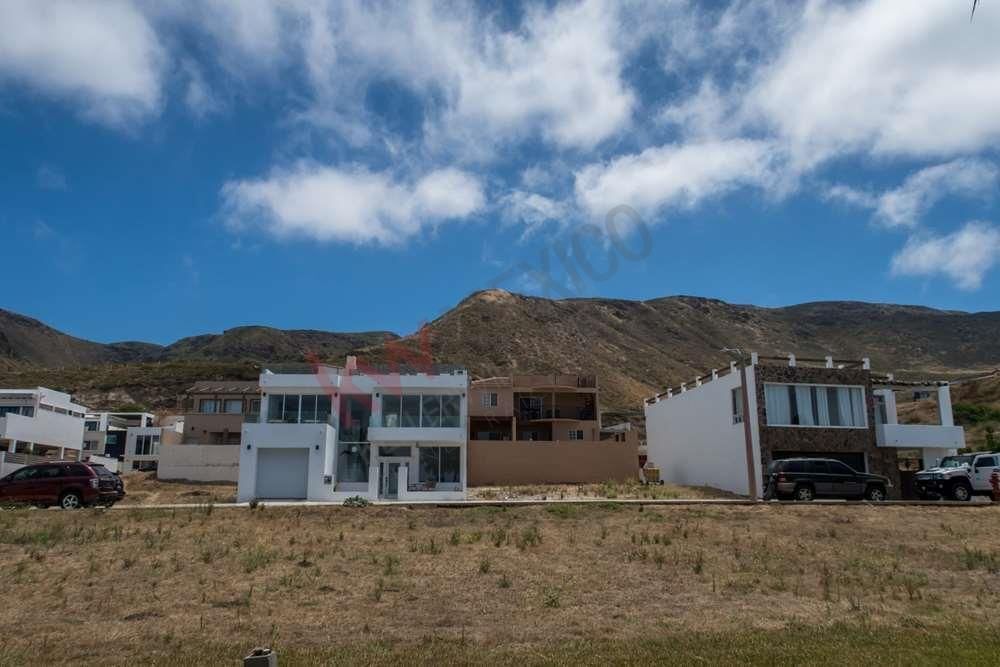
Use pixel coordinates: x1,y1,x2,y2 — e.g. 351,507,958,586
824,159,998,227
574,139,778,218
748,0,1000,169
891,221,1000,290
0,0,164,126
501,191,570,228
875,159,998,228
221,164,484,246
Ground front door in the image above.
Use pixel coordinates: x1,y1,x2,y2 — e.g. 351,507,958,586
381,462,400,499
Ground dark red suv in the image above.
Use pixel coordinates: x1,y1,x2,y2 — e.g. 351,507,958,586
0,462,101,509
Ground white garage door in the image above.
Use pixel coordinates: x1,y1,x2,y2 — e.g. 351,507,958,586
255,448,309,500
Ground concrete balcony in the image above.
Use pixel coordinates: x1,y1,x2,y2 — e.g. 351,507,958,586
367,424,466,443
876,423,965,449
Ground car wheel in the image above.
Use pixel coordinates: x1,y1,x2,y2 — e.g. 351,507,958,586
865,485,886,502
794,485,815,502
59,491,82,510
951,483,972,502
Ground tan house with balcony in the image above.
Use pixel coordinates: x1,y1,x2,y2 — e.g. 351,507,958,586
180,381,260,445
468,374,637,485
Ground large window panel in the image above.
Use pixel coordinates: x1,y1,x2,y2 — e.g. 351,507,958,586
766,383,866,427
341,395,370,442
440,447,460,483
442,395,461,427
267,396,284,423
382,394,401,427
283,395,300,423
337,442,370,482
419,446,440,483
421,395,442,427
300,395,317,423
316,395,332,424
401,395,421,428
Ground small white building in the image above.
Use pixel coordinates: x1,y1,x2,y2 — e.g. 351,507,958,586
0,388,88,460
84,411,156,458
123,417,184,473
238,357,469,502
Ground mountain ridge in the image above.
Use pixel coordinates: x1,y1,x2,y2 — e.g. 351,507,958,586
2,291,999,412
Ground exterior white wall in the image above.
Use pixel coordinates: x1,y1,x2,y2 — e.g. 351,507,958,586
243,367,469,502
644,366,761,497
0,411,85,452
159,444,240,482
239,423,337,501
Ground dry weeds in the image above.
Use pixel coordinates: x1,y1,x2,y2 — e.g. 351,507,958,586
0,503,997,664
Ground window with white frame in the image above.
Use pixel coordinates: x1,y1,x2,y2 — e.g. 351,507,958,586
731,387,744,424
568,429,584,440
481,392,499,408
134,434,160,456
267,394,332,424
418,446,461,484
763,383,866,428
381,394,461,428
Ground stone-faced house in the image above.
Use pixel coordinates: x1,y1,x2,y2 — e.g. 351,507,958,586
642,353,964,498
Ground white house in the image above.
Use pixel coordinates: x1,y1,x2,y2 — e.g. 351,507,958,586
123,417,184,473
238,357,469,502
643,354,965,499
84,411,156,458
0,388,88,461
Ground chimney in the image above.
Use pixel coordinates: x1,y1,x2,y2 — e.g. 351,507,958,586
345,356,358,373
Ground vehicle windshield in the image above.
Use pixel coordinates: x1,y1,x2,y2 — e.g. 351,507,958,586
938,456,973,468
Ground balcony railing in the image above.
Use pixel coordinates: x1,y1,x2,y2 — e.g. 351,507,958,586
371,415,464,429
517,408,596,421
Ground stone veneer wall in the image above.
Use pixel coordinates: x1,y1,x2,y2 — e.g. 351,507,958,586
754,364,900,496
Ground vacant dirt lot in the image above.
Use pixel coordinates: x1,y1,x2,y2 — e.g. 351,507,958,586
0,503,998,664
118,473,236,506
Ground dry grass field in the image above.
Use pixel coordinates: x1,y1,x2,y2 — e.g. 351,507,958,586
118,473,237,506
469,479,738,501
0,503,998,665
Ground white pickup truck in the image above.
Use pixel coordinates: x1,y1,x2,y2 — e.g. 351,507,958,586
914,452,1000,501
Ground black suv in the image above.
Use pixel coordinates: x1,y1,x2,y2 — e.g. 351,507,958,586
764,458,892,501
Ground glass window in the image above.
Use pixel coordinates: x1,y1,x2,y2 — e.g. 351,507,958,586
39,465,64,478
401,395,421,428
731,387,744,423
300,395,318,423
21,406,34,418
337,442,370,482
419,447,440,483
765,384,866,427
199,399,218,414
341,396,370,442
976,456,998,468
829,461,857,475
316,395,332,424
784,461,806,473
440,447,460,483
267,395,284,423
379,446,411,458
85,421,99,432
807,461,831,475
11,467,39,482
382,394,401,427
283,395,300,423
249,399,261,417
442,395,461,427
422,395,442,427
481,392,498,408
224,399,243,414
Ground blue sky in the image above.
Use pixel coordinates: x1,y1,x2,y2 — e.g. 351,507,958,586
1,0,999,345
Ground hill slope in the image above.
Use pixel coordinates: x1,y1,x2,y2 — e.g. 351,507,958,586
1,291,998,412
